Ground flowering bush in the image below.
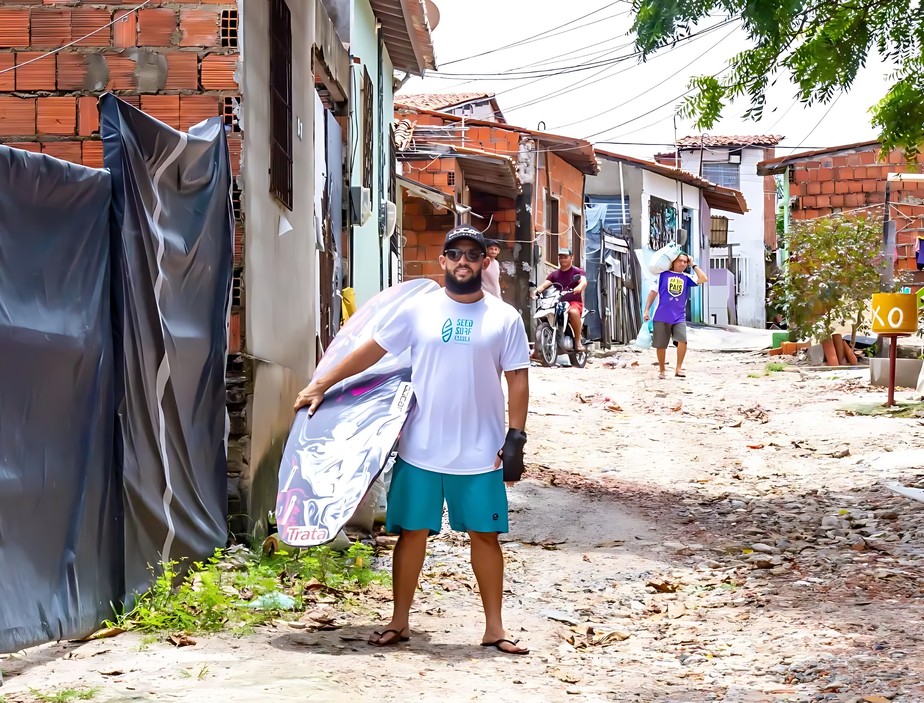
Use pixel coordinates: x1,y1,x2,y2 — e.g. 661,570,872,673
772,212,885,340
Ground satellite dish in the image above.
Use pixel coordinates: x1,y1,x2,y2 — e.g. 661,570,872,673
425,1,441,30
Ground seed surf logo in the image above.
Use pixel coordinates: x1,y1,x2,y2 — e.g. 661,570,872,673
441,318,453,343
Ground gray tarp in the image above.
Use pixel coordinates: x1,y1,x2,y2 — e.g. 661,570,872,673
101,94,233,599
0,147,122,652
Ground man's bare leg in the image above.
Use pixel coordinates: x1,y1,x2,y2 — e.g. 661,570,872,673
567,308,584,351
369,528,428,645
470,531,527,653
656,348,667,377
676,341,688,376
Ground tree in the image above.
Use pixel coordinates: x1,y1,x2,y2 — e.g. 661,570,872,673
631,0,924,157
772,212,884,342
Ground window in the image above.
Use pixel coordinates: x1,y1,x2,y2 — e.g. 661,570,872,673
545,194,559,264
361,67,373,192
702,162,740,189
269,0,293,210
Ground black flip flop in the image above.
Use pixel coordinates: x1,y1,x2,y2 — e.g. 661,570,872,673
369,629,410,647
481,638,529,655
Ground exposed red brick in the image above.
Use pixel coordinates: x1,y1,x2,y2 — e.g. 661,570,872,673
137,8,176,46
119,94,140,108
141,94,180,128
233,221,243,266
800,195,817,209
817,167,833,180
834,181,849,194
0,9,30,46
165,51,198,89
227,133,241,176
56,51,87,90
859,150,876,164
835,168,853,180
106,53,136,90
72,7,109,47
82,139,103,168
14,52,55,91
111,8,136,47
847,181,863,194
5,142,41,153
806,182,821,195
816,195,831,207
229,311,241,353
0,54,13,91
41,140,81,163
830,194,845,208
37,96,75,135
30,9,71,47
179,9,218,46
179,94,217,130
200,53,236,89
77,95,98,136
862,179,878,192
820,180,835,195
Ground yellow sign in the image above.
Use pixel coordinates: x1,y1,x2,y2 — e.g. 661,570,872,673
871,293,918,334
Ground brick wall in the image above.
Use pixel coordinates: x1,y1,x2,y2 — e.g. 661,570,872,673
0,0,242,348
763,148,777,248
789,146,924,271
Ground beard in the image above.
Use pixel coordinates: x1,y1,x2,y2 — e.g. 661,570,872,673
445,267,483,295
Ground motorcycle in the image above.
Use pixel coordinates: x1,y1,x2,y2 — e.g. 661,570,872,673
532,277,590,368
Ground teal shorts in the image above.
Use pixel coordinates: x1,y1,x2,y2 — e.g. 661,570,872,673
385,457,509,535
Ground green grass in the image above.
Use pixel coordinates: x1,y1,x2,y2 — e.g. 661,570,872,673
749,362,789,378
108,542,389,635
839,400,924,418
28,689,97,703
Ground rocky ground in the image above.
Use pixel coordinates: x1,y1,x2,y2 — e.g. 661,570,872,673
2,348,924,703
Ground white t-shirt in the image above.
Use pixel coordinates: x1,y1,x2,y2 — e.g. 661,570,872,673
482,258,502,298
373,288,530,475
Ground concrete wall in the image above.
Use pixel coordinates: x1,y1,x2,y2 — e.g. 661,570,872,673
350,0,395,305
681,146,767,328
238,0,318,538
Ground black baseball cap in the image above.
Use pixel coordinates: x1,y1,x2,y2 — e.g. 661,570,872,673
444,225,487,254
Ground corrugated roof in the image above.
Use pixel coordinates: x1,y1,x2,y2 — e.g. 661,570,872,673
676,134,784,148
369,0,437,76
396,93,493,111
595,149,748,215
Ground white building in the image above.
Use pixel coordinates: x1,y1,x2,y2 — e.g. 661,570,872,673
671,135,782,328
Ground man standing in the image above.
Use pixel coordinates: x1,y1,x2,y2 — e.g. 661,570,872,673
531,248,588,352
483,239,502,298
644,253,708,379
294,225,531,655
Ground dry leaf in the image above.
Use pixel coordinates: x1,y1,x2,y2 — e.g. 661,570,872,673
167,634,196,647
83,626,125,641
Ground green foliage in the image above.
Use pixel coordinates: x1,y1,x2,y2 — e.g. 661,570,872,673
631,0,924,155
766,362,787,372
772,212,884,340
109,542,387,635
28,689,97,703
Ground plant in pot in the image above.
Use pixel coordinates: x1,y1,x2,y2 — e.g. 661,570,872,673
772,211,886,365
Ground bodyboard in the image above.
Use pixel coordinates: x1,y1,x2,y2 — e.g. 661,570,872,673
275,279,439,546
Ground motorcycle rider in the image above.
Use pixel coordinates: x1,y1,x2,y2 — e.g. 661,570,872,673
531,248,587,352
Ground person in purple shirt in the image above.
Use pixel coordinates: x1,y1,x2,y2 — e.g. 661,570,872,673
643,253,708,379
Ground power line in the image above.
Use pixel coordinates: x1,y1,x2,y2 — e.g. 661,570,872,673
439,1,627,67
0,0,153,76
791,93,843,151
546,21,738,129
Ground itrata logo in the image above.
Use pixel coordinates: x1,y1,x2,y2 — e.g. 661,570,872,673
441,318,453,343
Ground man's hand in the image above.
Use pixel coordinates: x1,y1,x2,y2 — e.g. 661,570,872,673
644,312,650,321
530,289,538,300
294,380,328,416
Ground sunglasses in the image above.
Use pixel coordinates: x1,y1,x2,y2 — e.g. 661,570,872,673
443,248,485,263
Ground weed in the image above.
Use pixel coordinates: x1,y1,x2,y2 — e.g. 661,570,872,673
29,688,97,702
197,665,210,680
180,670,192,679
108,542,388,636
766,362,787,373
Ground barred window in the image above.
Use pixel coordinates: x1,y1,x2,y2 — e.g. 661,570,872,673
269,0,293,210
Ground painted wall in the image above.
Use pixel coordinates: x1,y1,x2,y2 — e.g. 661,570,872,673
350,0,395,305
239,0,318,537
680,146,767,328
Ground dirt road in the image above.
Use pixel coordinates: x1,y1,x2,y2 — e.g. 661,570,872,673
3,348,924,703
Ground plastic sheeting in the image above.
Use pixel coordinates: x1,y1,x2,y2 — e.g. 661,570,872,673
101,94,233,599
583,204,607,342
0,147,122,652
277,279,439,547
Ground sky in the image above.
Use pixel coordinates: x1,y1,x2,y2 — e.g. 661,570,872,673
400,0,890,160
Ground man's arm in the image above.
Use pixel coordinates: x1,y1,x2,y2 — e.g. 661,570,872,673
532,278,552,299
294,338,387,415
643,289,658,320
504,367,529,431
690,262,708,284
574,275,588,295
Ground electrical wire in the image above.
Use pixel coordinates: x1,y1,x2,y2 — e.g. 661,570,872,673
0,0,153,76
438,1,627,67
545,21,739,128
790,93,843,151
